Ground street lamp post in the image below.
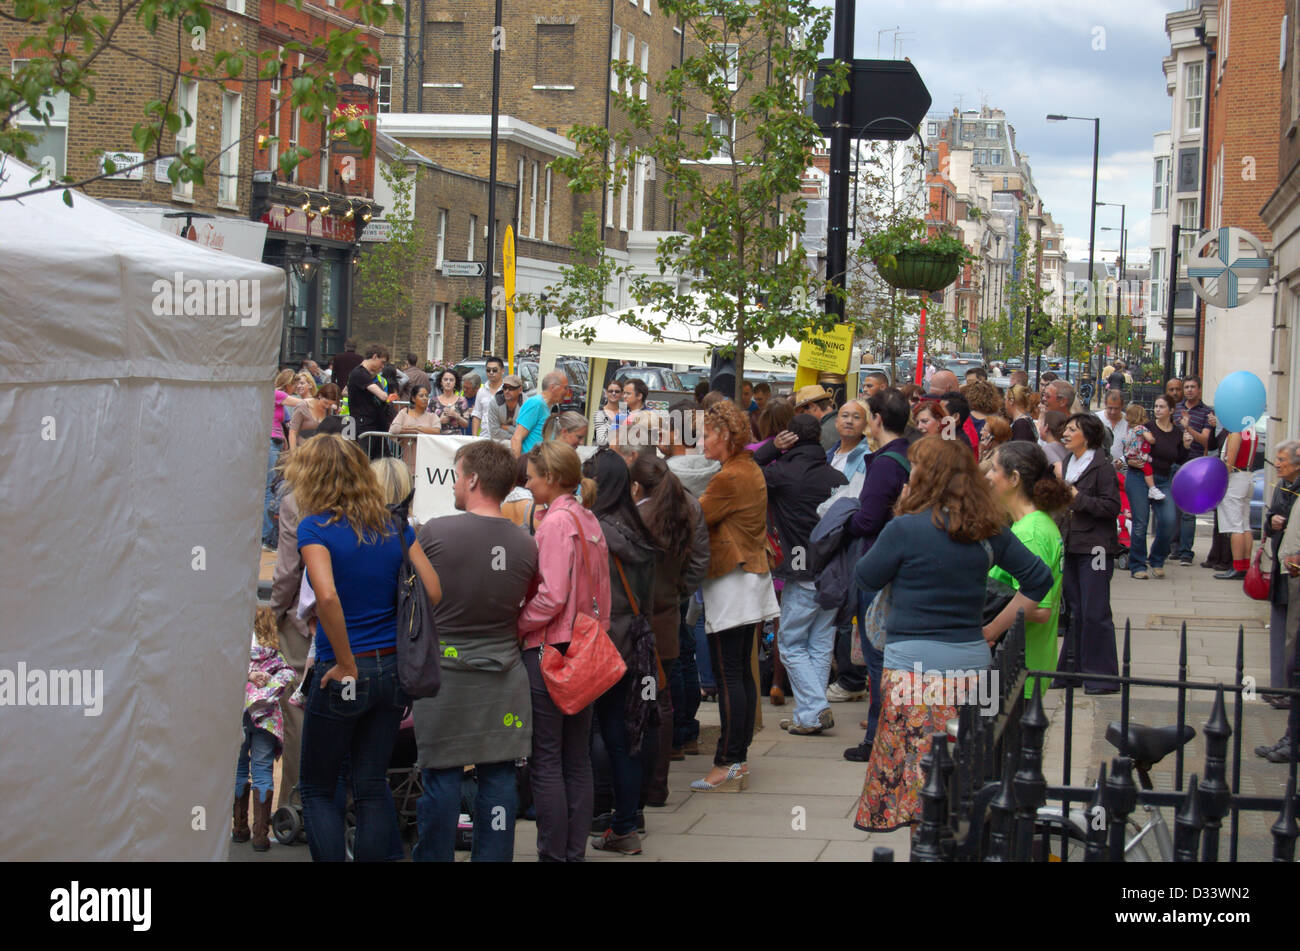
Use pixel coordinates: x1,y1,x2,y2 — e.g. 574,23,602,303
1047,114,1100,405
1098,200,1127,378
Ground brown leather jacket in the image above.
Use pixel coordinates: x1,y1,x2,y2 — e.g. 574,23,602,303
699,452,773,579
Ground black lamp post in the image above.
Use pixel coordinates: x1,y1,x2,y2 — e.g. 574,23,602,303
1046,114,1100,405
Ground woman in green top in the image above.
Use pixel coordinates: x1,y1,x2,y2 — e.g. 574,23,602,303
986,441,1073,696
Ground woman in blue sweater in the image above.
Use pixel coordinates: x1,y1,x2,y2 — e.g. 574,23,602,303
851,435,1053,833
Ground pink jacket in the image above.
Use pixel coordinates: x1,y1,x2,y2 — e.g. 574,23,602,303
518,494,612,650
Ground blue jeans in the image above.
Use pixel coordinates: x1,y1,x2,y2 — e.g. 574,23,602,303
1173,462,1197,561
235,711,277,797
777,583,837,729
262,438,283,546
856,588,885,746
1126,470,1176,573
671,602,702,747
593,671,645,837
692,607,715,689
413,761,516,862
299,653,406,862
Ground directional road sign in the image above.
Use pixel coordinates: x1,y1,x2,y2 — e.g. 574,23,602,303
442,261,486,278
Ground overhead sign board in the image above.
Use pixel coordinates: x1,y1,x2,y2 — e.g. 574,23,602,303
810,59,932,141
442,261,486,277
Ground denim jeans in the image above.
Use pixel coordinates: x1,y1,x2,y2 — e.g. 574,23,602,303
523,646,594,862
1172,462,1197,561
593,670,647,837
692,609,715,689
299,653,406,862
671,606,702,748
1126,470,1176,574
777,583,837,729
235,711,277,797
413,761,516,862
262,438,283,546
856,588,885,746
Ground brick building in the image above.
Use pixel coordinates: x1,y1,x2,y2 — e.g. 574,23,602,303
1260,1,1300,474
252,1,384,366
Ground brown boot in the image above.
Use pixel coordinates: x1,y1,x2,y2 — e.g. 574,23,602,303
251,789,273,852
232,786,251,843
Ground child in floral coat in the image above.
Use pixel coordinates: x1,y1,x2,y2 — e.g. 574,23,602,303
233,606,298,851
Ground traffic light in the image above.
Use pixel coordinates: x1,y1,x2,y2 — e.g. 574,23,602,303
961,318,969,336
1095,318,1104,333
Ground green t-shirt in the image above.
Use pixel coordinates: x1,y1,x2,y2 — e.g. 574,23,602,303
989,509,1062,698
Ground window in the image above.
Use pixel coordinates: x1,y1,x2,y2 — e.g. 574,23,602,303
714,43,739,90
267,71,281,173
226,0,244,12
428,303,446,362
707,114,732,158
536,23,575,86
643,0,652,11
174,78,199,199
605,146,616,227
986,123,997,137
10,59,69,179
611,26,622,92
927,121,938,136
424,23,465,86
619,146,631,230
632,154,645,231
1179,199,1198,260
1153,155,1169,211
516,157,525,227
377,67,392,113
973,149,985,164
640,42,649,101
219,91,241,206
1185,61,1203,131
543,167,552,240
626,33,636,96
1151,248,1164,312
1210,146,1224,231
319,118,330,190
436,209,447,267
1220,0,1230,71
990,149,1003,165
288,106,300,184
468,213,477,259
529,160,539,237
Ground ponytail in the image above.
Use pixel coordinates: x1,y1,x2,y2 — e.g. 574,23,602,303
631,454,692,558
994,440,1072,516
577,477,597,509
1031,471,1074,515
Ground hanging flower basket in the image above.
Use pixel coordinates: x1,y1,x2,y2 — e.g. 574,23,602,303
874,250,962,292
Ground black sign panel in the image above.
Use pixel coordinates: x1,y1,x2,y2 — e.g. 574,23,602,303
810,58,932,141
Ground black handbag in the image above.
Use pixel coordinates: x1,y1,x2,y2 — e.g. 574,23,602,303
390,490,441,699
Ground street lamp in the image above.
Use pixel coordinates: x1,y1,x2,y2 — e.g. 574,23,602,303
1046,114,1100,404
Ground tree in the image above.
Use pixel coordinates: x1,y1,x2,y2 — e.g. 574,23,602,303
0,0,390,204
1001,227,1053,360
547,0,848,388
354,154,423,355
845,141,928,364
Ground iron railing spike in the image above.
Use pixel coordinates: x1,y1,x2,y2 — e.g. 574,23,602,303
1084,762,1109,862
1174,774,1205,862
1271,773,1298,863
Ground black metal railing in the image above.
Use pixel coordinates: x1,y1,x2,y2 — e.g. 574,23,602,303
902,615,1300,862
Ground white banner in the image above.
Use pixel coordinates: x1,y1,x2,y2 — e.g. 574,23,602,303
412,434,600,524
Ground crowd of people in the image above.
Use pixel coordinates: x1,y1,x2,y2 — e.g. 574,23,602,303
242,343,1297,861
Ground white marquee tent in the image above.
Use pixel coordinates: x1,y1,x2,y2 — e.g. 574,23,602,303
0,158,284,860
537,303,805,374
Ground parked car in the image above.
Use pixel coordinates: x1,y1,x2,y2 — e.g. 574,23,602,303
615,365,687,394
859,363,894,387
677,368,709,392
944,354,986,377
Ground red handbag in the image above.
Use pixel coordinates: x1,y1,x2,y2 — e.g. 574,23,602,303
538,510,626,714
1243,544,1271,601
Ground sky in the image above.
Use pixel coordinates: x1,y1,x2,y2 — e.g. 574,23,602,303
822,0,1187,266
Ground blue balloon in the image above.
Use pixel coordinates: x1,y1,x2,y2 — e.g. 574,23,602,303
1213,371,1266,432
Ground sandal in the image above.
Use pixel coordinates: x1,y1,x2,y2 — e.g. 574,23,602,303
690,763,747,792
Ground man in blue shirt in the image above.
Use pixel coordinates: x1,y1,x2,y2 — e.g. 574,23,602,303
1173,376,1219,565
510,370,569,455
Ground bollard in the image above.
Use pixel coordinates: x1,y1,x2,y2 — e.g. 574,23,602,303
872,846,895,862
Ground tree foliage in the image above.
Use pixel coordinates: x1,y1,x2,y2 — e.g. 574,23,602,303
541,0,848,386
354,153,422,354
0,0,391,203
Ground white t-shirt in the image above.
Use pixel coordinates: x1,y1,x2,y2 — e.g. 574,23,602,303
472,382,503,424
830,449,850,473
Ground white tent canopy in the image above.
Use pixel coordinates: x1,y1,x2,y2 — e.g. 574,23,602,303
538,302,804,375
0,157,284,860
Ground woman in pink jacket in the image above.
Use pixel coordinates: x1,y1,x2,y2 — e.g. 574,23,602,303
518,440,610,862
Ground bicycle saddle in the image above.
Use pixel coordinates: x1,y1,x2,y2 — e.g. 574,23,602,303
1105,721,1196,770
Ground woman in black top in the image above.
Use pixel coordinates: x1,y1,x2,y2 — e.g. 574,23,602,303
1005,385,1038,443
1127,395,1192,580
1060,413,1123,694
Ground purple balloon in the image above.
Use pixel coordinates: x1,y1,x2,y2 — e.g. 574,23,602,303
1170,456,1229,515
